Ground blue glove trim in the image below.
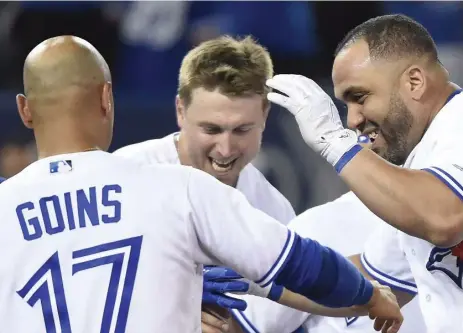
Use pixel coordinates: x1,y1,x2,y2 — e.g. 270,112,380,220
267,284,284,301
202,291,248,311
334,144,362,174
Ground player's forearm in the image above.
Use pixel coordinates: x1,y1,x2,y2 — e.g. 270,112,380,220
274,235,373,308
278,288,368,317
341,149,463,246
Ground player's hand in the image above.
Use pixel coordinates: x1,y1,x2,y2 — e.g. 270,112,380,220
355,281,403,333
201,304,231,333
203,266,249,311
203,266,284,310
266,74,360,171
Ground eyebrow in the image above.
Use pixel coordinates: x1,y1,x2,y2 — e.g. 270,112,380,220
341,86,368,101
198,121,256,129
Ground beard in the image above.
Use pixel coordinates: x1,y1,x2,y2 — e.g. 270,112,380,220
373,92,414,166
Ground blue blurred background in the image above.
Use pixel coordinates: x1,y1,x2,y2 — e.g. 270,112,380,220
1,1,462,213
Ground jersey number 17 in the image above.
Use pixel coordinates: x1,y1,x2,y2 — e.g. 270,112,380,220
17,236,143,333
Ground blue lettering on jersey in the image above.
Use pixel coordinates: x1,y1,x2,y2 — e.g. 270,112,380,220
16,184,122,241
345,316,359,326
426,246,463,288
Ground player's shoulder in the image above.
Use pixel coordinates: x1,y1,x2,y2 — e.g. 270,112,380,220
238,163,295,223
426,90,463,142
0,177,5,184
113,132,179,165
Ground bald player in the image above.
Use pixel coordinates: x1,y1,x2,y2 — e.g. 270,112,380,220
0,36,403,332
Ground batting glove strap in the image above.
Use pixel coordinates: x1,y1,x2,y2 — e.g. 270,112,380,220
319,129,361,171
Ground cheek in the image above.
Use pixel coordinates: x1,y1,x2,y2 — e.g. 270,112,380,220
238,132,262,156
364,100,389,124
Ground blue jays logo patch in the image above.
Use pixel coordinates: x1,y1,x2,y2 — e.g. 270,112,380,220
426,246,463,288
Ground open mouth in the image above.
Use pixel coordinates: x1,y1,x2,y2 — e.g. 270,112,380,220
210,157,237,172
363,129,379,143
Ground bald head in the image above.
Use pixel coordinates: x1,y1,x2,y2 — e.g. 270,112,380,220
23,35,111,98
17,36,115,157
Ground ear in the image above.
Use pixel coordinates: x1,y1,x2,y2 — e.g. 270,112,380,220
101,82,113,118
262,103,271,130
16,94,33,129
403,65,425,100
175,95,186,129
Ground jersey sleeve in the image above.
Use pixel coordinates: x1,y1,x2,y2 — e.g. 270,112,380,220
421,146,463,201
231,295,308,333
186,168,295,285
274,193,296,226
361,223,417,294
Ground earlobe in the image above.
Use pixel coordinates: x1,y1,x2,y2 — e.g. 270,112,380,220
175,95,185,128
407,66,425,100
262,105,270,129
16,94,33,129
102,82,113,116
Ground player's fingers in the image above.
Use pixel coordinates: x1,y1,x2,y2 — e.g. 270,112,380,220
204,267,242,280
387,319,402,333
266,76,295,98
201,322,226,333
373,317,386,331
216,294,248,311
204,281,249,293
380,319,391,333
267,92,298,113
201,311,229,333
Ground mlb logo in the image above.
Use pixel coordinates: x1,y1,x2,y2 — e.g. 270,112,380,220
49,160,73,174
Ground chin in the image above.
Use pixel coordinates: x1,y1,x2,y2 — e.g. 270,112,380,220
216,174,239,187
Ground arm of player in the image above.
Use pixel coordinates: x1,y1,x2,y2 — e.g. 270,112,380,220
229,293,310,333
340,149,463,247
267,74,463,247
186,168,374,308
186,167,403,333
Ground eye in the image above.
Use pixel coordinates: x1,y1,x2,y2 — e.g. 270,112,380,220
234,126,252,134
353,93,367,105
202,126,222,135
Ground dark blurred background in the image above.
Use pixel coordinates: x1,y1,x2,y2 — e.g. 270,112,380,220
1,1,462,213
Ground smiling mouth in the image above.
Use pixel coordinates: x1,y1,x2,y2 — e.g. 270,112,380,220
362,129,379,143
209,158,237,172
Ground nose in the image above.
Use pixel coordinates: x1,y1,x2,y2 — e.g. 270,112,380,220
215,132,234,158
346,104,366,131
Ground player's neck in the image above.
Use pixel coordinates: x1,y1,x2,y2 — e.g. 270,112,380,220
428,81,461,124
35,129,101,159
175,133,191,166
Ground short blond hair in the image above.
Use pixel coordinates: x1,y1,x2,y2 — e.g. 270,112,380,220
178,35,273,106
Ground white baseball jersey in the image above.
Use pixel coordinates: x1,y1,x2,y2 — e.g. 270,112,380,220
361,90,463,333
232,192,425,333
0,151,296,333
113,133,296,224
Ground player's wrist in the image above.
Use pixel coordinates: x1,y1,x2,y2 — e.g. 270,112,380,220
354,279,375,306
321,129,361,172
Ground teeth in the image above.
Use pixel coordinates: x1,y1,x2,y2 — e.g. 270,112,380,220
211,158,235,172
368,131,378,140
213,159,234,165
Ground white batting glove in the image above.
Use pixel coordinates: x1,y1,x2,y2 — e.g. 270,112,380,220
266,74,362,173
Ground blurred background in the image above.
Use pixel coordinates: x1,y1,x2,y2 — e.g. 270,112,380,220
1,1,462,213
